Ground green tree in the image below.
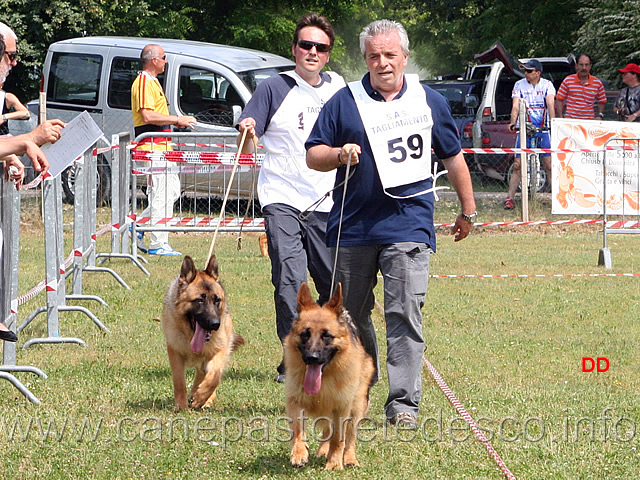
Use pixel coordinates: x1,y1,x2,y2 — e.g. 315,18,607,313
2,0,188,99
1,0,378,99
574,0,640,88
389,0,584,78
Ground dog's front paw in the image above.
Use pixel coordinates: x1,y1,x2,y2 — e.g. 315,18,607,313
324,458,344,470
191,389,216,409
290,442,309,468
343,453,360,468
316,441,329,458
174,398,189,412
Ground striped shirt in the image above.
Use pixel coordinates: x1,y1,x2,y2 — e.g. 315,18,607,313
556,73,606,119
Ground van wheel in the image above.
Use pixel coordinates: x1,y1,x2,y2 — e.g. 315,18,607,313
61,155,112,206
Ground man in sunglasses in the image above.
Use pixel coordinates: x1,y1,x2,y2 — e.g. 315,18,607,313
504,59,556,210
0,22,67,344
0,22,65,176
131,44,196,256
236,13,345,384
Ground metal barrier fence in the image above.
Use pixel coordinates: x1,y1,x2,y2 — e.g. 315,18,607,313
0,167,47,403
19,148,111,349
599,137,640,269
129,131,264,259
95,132,150,275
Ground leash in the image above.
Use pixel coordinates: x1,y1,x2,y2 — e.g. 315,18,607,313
329,150,353,297
422,355,517,480
236,137,258,251
205,128,248,267
295,150,356,295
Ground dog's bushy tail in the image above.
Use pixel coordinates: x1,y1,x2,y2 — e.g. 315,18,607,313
231,333,246,352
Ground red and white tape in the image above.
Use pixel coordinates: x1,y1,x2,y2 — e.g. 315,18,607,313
131,150,264,165
129,217,617,229
436,219,604,228
431,272,640,279
133,216,265,228
129,144,639,164
461,145,638,155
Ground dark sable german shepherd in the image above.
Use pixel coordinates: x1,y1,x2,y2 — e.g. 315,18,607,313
284,283,374,470
161,255,244,411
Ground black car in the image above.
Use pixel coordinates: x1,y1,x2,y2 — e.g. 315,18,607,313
422,79,483,172
423,79,483,148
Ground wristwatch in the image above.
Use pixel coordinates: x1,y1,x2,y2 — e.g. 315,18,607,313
596,112,604,119
461,211,477,224
1,114,7,122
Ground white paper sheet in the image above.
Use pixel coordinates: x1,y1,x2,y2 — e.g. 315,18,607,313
40,111,104,178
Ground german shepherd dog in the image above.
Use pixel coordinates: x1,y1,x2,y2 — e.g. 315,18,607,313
284,283,374,470
161,255,244,411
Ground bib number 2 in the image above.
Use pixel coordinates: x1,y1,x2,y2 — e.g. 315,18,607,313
387,134,424,163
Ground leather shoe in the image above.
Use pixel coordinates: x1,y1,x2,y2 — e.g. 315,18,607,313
0,329,18,342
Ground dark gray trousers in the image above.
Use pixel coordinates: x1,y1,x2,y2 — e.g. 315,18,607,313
333,242,431,420
263,203,332,374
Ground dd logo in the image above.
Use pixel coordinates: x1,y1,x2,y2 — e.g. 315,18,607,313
582,357,609,372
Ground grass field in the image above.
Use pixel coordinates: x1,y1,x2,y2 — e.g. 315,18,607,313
1,194,639,479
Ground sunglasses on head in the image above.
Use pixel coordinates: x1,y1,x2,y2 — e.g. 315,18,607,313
4,51,18,62
297,40,331,53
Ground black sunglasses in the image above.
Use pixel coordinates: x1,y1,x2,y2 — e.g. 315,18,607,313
4,51,18,62
297,40,331,53
524,68,536,73
154,55,167,60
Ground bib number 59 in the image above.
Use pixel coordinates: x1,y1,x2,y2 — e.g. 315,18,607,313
388,134,424,163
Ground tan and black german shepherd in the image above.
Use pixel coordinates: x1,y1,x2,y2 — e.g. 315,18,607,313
284,282,375,470
161,255,244,411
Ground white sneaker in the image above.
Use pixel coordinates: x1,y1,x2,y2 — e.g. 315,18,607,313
147,244,181,256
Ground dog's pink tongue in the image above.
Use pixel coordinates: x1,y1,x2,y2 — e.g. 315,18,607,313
190,323,207,353
304,364,322,395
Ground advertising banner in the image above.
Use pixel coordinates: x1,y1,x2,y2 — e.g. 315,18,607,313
551,118,640,215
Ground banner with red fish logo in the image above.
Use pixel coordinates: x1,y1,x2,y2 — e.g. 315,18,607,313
552,118,640,214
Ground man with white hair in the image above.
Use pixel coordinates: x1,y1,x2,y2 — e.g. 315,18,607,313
0,21,66,179
306,19,476,428
0,22,64,344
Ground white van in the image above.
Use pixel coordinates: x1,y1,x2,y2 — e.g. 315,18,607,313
35,36,294,203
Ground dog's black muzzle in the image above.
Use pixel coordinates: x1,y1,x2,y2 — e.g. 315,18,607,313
190,313,221,332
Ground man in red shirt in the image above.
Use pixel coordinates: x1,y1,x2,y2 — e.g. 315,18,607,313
555,54,606,120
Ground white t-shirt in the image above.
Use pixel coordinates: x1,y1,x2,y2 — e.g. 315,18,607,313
238,70,345,212
512,77,555,128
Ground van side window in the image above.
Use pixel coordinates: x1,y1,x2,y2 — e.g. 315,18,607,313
108,57,141,110
48,53,102,106
178,66,243,127
108,57,167,110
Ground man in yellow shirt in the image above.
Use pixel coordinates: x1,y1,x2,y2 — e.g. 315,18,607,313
131,44,196,255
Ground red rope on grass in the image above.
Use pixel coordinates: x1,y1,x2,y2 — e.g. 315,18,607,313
423,356,518,480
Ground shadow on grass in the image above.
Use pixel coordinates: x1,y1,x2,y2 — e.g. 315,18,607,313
241,451,329,476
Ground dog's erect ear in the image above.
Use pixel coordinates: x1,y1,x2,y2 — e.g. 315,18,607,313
179,256,197,284
297,282,316,311
326,282,343,312
204,254,219,280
